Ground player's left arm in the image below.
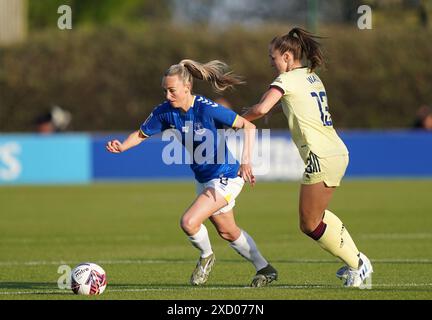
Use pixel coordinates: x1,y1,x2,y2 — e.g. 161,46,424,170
242,87,283,122
205,103,256,185
232,115,256,186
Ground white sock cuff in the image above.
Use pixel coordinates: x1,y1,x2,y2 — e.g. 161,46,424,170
229,230,268,271
188,224,213,258
189,224,208,241
230,230,248,247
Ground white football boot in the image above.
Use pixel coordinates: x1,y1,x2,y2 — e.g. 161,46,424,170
336,265,350,280
190,253,216,286
344,252,373,288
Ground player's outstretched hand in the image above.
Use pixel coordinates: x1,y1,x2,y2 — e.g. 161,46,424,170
239,164,256,187
106,139,124,153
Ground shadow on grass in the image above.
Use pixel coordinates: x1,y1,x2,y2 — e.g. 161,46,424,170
0,282,72,296
0,282,58,290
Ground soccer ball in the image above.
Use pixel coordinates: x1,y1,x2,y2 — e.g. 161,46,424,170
71,262,107,295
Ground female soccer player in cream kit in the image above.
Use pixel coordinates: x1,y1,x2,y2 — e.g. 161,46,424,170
106,59,277,287
242,27,373,287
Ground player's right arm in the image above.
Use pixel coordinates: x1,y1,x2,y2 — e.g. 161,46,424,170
242,87,283,122
106,130,147,154
106,106,166,154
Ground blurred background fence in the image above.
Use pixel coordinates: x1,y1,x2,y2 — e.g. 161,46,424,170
1,0,431,184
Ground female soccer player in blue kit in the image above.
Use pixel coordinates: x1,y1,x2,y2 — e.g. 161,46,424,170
242,28,373,288
106,59,277,287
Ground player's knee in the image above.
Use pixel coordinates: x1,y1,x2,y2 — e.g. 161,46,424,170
217,226,241,242
299,220,318,234
180,216,200,235
299,209,322,234
217,230,237,242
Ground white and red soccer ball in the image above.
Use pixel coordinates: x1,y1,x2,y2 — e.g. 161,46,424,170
71,263,107,295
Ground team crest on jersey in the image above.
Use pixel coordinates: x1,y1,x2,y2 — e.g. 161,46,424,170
194,122,206,135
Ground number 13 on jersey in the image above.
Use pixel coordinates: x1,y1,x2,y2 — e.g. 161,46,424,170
310,91,333,126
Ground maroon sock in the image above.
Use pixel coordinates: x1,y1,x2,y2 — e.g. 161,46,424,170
307,221,327,241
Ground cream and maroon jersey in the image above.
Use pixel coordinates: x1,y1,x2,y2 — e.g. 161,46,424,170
270,67,348,163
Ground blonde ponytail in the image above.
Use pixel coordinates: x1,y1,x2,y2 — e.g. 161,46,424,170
164,59,244,93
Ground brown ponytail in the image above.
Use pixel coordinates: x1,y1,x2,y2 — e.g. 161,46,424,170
271,27,324,72
164,59,245,93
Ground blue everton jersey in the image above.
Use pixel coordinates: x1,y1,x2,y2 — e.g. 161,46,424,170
140,96,240,183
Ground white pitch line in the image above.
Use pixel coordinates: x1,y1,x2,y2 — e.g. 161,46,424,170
108,283,432,290
1,283,432,296
373,283,432,288
359,233,432,240
0,259,193,267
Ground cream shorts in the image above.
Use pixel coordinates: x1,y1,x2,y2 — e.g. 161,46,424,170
302,152,349,187
196,176,245,215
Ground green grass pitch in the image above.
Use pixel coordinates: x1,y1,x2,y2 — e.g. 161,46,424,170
0,180,431,300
